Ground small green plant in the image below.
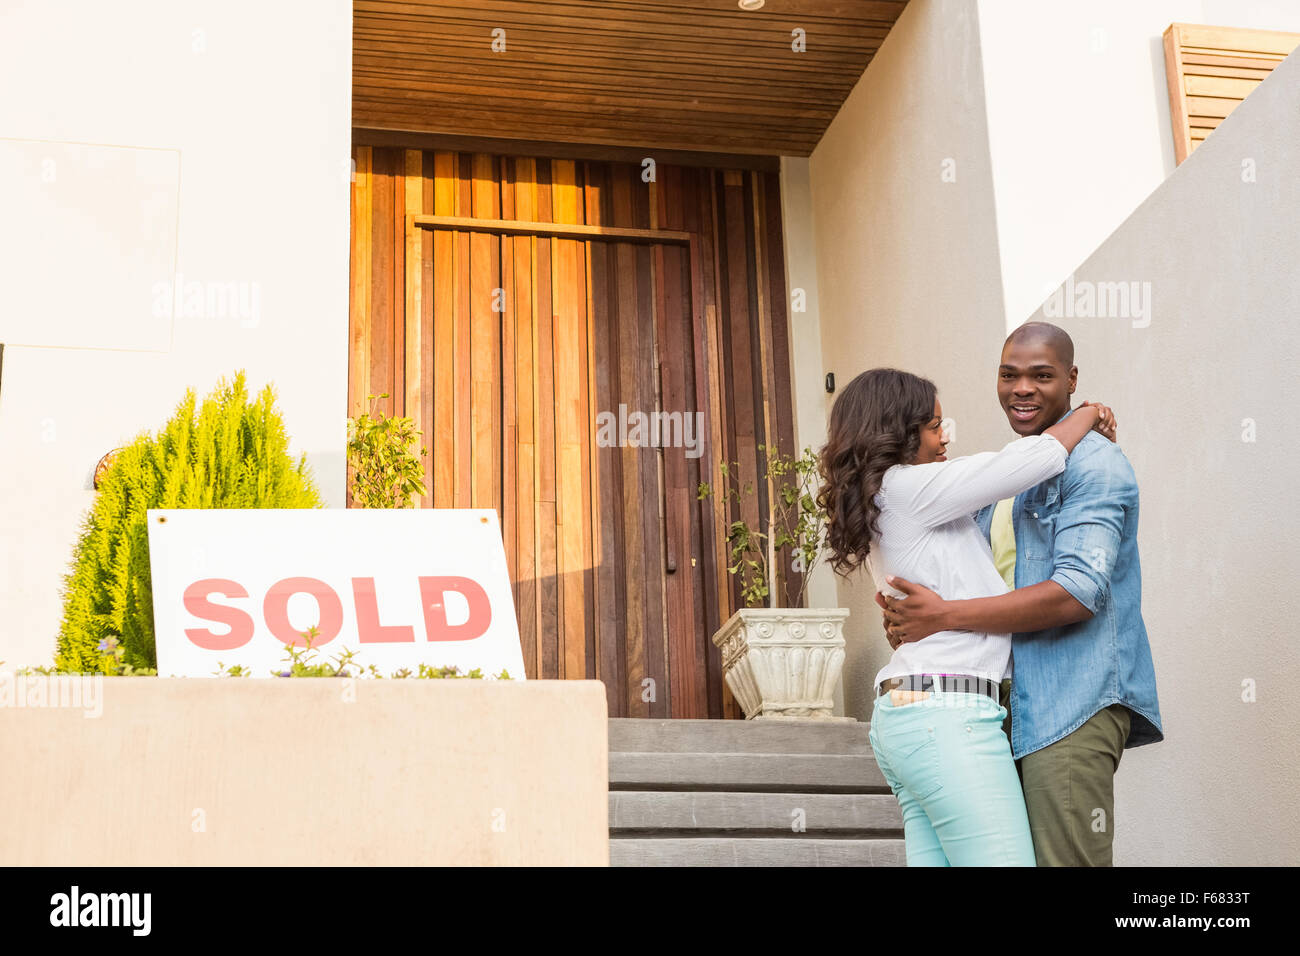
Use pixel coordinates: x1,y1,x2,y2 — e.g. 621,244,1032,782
96,636,158,676
55,371,322,674
698,445,828,609
346,393,429,508
212,625,512,680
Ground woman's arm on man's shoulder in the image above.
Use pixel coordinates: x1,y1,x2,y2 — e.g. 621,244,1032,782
879,437,1133,644
889,404,1112,530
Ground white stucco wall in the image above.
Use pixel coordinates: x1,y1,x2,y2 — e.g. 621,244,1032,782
779,155,843,713
977,0,1300,330
0,0,353,669
797,0,1299,864
805,0,1010,721
1017,45,1300,866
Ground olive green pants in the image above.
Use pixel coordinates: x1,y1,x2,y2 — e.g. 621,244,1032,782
999,679,1131,867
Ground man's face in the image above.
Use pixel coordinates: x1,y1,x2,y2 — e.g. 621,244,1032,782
997,339,1077,436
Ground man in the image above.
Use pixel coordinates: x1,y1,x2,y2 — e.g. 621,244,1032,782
878,321,1163,866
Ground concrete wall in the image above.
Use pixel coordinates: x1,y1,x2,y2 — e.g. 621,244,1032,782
806,0,1010,720
777,156,842,715
797,0,1300,862
977,0,1300,330
0,0,354,669
1014,46,1300,866
0,678,610,865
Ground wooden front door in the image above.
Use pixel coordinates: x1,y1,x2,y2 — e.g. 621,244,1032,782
350,147,798,718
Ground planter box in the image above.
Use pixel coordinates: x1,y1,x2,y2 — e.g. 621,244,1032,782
712,608,851,720
0,676,608,865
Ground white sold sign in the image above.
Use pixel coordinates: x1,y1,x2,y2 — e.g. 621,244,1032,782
147,509,526,679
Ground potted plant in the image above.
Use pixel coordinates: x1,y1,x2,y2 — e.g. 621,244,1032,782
698,445,849,720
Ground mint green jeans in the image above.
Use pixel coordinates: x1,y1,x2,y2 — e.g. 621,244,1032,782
869,687,1036,866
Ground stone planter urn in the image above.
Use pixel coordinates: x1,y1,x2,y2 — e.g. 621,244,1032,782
712,607,851,720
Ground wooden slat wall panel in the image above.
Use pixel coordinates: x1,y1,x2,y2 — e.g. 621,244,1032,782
552,159,587,681
349,144,796,718
370,149,396,421
510,156,538,681
586,163,625,713
403,150,425,506
346,147,374,508
534,159,559,682
419,153,435,509
454,155,473,506
1163,22,1300,164
499,158,517,581
431,152,456,509
470,153,498,512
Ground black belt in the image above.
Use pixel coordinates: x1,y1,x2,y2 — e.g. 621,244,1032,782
877,673,1000,701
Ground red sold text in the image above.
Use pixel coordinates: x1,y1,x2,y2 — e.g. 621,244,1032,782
182,576,492,648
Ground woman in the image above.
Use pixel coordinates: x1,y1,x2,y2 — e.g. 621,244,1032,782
816,368,1115,866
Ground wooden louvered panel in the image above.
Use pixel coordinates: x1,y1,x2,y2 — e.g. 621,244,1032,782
347,145,798,718
353,0,908,156
1163,22,1300,164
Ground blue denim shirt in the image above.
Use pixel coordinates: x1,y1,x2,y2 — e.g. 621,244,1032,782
974,410,1164,759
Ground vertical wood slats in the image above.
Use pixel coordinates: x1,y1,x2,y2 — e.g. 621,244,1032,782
347,147,374,505
403,150,424,509
1163,22,1300,164
431,153,456,509
534,158,558,684
349,145,796,719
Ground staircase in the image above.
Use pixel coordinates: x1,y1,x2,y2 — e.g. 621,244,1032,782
608,717,905,866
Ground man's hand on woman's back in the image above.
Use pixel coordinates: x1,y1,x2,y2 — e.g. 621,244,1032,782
876,576,949,649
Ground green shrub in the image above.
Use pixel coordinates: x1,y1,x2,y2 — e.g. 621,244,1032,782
54,370,323,674
346,393,428,508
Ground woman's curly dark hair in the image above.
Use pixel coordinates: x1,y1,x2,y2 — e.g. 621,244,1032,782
816,368,938,576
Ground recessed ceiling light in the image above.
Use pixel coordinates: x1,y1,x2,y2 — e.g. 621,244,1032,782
739,0,765,11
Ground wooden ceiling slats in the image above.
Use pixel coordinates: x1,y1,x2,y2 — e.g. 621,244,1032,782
356,0,904,32
353,47,872,90
351,112,827,148
354,82,839,125
351,29,889,67
353,111,817,153
353,63,855,106
356,12,895,43
354,87,834,125
358,0,905,19
353,0,907,155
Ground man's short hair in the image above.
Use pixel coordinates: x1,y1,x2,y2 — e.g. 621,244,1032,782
1005,321,1075,367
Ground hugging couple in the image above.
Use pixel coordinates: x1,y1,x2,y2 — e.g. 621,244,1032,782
816,321,1163,867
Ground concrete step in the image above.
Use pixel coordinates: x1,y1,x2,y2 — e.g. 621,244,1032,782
610,837,907,867
609,750,888,792
610,790,902,833
606,718,901,866
608,716,872,755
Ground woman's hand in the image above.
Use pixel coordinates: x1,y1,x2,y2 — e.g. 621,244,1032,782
1078,400,1117,442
